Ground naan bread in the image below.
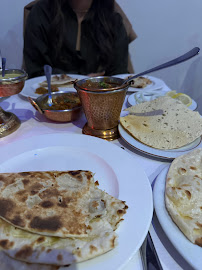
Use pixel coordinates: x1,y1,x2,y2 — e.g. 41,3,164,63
0,216,117,265
120,96,202,149
165,149,202,246
0,251,59,270
125,76,152,88
39,75,76,87
0,171,127,238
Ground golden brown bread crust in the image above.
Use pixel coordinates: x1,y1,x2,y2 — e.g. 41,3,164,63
0,170,128,266
165,149,202,247
0,170,94,237
121,96,202,149
0,170,127,239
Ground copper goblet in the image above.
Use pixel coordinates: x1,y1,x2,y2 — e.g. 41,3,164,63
74,76,129,140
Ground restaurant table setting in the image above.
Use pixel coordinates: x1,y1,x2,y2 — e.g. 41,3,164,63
0,72,200,270
0,48,201,270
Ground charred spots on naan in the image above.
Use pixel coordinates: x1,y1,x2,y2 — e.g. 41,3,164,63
89,245,98,254
0,175,6,182
22,179,30,186
57,197,72,208
19,172,30,177
40,200,54,208
115,218,124,228
12,215,25,227
195,237,202,247
66,216,87,235
117,209,126,216
0,174,15,185
30,216,62,231
185,190,191,199
0,239,14,249
178,167,187,175
29,182,44,195
20,195,28,203
0,199,15,218
87,225,92,230
110,235,116,248
190,166,197,171
16,190,28,202
196,222,202,228
39,188,59,199
85,171,93,181
15,245,33,259
25,213,32,220
36,236,45,244
57,254,63,261
68,170,83,182
74,248,82,257
30,172,51,180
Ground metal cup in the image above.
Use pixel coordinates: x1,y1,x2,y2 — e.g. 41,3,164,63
74,76,129,140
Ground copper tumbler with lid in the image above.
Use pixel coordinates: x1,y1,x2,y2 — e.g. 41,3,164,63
74,76,129,140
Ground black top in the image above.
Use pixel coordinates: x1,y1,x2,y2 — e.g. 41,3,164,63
23,0,129,78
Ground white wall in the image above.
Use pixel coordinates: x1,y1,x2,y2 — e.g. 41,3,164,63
1,0,202,110
0,0,30,69
117,0,202,112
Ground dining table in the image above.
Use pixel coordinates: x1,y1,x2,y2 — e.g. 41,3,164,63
0,75,197,270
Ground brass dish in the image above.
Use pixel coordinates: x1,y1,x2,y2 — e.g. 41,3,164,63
0,69,28,138
29,91,82,122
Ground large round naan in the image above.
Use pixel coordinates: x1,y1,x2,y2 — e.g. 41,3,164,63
165,149,202,246
120,96,202,149
0,171,127,238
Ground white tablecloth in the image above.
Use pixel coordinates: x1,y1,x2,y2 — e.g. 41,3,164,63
0,82,195,270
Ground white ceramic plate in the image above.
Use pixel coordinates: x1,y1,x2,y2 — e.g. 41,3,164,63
153,167,201,270
113,74,165,92
0,133,153,270
20,74,87,99
118,124,202,160
127,92,198,111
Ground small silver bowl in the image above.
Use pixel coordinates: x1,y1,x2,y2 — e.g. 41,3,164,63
0,69,28,97
28,91,82,122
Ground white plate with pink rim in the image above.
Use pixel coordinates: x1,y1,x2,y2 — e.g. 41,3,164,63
113,74,165,92
118,124,202,160
153,166,201,269
20,74,87,99
0,133,153,270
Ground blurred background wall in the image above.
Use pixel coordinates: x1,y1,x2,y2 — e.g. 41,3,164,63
0,0,202,105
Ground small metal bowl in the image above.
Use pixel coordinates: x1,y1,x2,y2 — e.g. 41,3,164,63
74,76,129,140
0,69,28,97
28,91,82,122
74,76,129,129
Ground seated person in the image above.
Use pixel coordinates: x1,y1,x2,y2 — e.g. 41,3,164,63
24,0,132,78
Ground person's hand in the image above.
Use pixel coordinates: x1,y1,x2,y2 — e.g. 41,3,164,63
87,71,105,77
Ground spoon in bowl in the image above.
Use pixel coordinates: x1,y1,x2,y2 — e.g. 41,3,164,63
44,64,53,106
2,58,6,77
123,47,200,86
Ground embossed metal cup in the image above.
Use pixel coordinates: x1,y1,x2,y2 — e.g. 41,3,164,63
74,77,129,140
